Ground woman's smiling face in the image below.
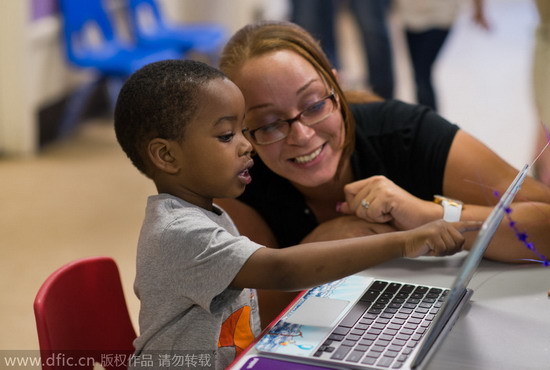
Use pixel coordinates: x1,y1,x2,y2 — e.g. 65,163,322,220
233,50,345,188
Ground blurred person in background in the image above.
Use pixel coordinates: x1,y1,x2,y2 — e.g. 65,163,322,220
291,0,394,98
396,0,489,111
533,0,550,185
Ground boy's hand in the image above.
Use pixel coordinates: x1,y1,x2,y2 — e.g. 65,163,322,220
403,220,481,258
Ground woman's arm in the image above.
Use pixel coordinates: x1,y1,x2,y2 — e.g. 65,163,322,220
444,130,550,262
339,130,550,263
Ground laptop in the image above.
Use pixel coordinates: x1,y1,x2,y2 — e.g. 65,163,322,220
247,164,529,370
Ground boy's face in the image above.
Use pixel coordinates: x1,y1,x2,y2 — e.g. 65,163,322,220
169,78,253,207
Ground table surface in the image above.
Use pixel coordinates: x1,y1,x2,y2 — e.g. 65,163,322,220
234,253,550,370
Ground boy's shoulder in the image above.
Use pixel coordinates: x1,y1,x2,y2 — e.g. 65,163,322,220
144,193,239,235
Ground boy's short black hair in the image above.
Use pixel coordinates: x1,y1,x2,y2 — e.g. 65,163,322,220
114,59,227,177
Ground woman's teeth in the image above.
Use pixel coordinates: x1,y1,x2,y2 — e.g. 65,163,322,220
294,147,322,164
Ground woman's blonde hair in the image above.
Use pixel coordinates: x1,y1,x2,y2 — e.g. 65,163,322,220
220,20,375,172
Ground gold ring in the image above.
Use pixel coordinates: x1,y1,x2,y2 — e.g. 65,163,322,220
361,199,370,209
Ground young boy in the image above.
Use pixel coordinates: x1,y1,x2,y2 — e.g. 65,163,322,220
114,59,474,369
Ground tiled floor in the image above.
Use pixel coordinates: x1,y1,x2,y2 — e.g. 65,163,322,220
0,0,540,353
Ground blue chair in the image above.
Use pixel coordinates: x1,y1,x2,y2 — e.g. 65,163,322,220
126,0,226,59
58,0,181,137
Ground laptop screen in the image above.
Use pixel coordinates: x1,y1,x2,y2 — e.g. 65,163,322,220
412,164,530,367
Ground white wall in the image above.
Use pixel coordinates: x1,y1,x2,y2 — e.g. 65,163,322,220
0,1,35,156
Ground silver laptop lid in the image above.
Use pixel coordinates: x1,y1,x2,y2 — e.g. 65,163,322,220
412,164,530,368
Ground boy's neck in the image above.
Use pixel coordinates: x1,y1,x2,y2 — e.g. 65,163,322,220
155,183,214,212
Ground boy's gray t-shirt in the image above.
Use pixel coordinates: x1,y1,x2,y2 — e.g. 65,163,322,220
133,194,264,369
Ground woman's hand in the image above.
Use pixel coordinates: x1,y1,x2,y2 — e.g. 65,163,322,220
337,176,442,230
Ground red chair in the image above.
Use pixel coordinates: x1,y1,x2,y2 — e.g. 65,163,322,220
34,257,137,369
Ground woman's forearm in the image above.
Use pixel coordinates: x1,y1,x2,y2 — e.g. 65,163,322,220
462,202,550,263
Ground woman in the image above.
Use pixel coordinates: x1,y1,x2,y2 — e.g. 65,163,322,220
216,21,550,325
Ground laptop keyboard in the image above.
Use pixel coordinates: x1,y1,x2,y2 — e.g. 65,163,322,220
313,280,449,368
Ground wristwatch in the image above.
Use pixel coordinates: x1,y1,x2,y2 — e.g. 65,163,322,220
433,195,463,222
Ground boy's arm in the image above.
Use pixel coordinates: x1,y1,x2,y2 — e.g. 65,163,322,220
231,220,479,291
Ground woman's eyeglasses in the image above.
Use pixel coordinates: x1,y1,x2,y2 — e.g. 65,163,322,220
243,90,337,145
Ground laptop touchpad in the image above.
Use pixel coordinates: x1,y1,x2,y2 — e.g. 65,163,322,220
285,297,349,327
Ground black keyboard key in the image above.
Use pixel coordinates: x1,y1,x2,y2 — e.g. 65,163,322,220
362,356,377,365
328,333,345,341
388,344,403,352
384,283,402,294
387,324,402,331
377,356,394,367
372,322,386,330
413,286,429,294
359,317,374,325
371,345,386,353
331,325,349,336
361,289,381,302
379,334,395,342
359,338,375,347
366,350,382,359
375,317,390,325
363,333,379,341
346,350,365,363
345,334,361,342
399,284,415,294
388,302,404,309
331,345,352,360
371,280,389,291
375,339,391,347
366,328,382,336
392,338,407,346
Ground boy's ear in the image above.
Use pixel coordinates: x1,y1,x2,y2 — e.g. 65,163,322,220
147,138,180,174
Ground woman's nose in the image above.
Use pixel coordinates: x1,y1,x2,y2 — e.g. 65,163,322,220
286,120,316,145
